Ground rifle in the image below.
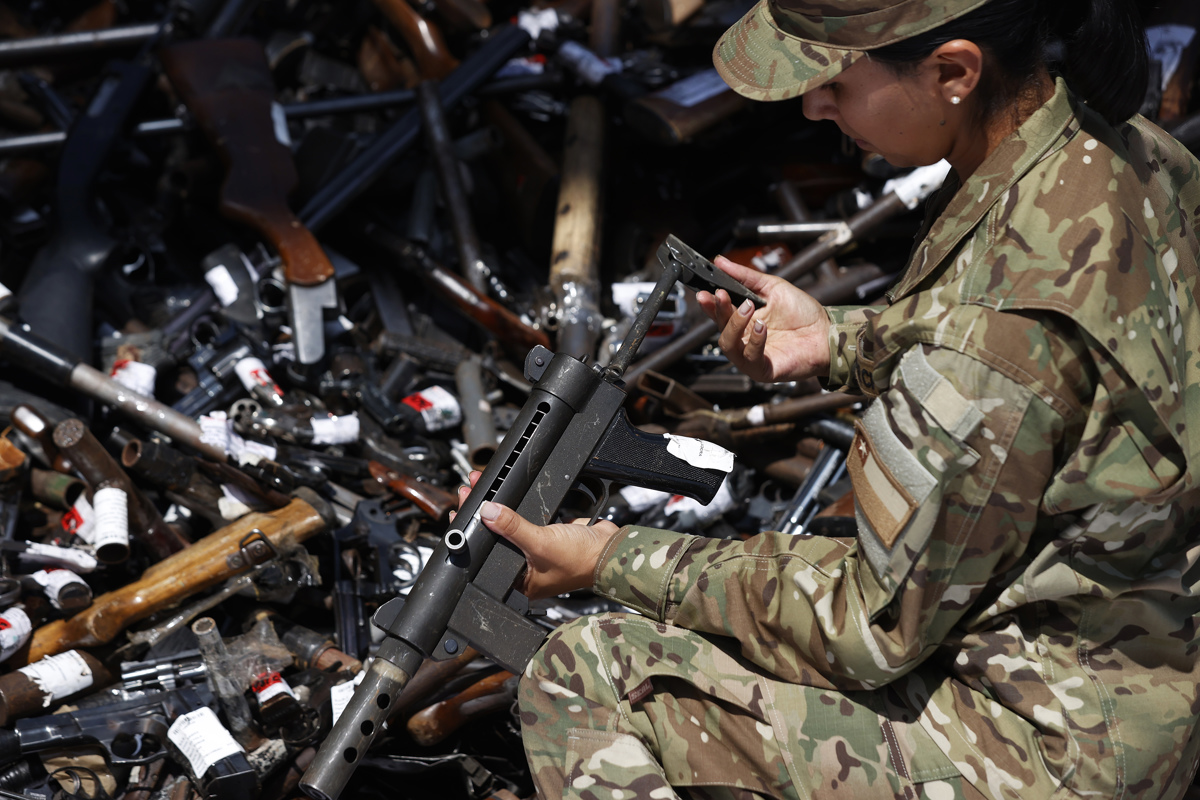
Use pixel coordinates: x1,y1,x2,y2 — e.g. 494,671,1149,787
372,0,459,80
20,492,332,664
161,39,337,365
405,669,517,746
300,238,762,799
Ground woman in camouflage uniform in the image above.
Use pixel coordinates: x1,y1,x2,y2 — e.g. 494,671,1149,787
467,0,1200,796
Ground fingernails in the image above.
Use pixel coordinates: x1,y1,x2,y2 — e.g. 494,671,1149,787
448,511,456,522
753,319,765,334
480,501,500,520
738,299,753,317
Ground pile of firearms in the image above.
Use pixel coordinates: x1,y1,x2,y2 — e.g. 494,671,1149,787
0,0,1193,798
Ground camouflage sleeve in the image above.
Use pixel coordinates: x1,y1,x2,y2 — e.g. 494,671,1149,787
595,344,1064,689
822,305,881,393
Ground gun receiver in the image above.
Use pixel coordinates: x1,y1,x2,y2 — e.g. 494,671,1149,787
300,238,751,800
161,38,337,365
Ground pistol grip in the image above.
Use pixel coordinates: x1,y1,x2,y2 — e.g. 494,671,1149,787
586,411,729,505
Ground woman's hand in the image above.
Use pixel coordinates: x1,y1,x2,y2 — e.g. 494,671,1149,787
453,473,620,600
695,255,832,383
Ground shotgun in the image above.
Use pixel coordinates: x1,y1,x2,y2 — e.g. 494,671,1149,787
160,38,337,364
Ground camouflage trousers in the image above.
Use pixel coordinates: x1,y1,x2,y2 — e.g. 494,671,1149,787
518,613,986,800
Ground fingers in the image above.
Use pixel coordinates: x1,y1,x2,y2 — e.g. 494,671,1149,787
743,315,767,363
716,294,755,354
478,501,534,549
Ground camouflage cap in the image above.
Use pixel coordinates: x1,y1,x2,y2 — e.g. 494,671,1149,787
713,0,993,102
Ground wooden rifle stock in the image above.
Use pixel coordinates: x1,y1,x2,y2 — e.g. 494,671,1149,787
372,0,459,79
160,39,334,289
356,221,551,352
367,460,457,520
22,496,330,664
406,669,516,746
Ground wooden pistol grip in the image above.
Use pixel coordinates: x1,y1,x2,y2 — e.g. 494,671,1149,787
23,498,328,664
372,0,459,80
406,670,515,746
160,39,335,286
425,266,551,351
386,475,458,520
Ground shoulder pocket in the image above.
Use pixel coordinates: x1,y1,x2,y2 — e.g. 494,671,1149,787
852,352,982,618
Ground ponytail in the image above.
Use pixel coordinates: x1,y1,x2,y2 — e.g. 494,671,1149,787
873,0,1149,126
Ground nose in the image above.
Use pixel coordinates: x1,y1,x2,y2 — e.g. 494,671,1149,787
802,89,836,122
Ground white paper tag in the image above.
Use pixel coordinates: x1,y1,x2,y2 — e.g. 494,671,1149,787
199,412,278,462
664,473,736,523
110,360,156,399
330,680,357,724
21,542,98,573
1148,25,1197,91
745,405,767,425
663,434,735,473
29,569,88,610
62,495,95,544
205,265,240,307
0,607,32,662
218,485,255,521
402,386,462,432
168,707,244,777
19,650,93,705
516,8,558,39
310,413,360,445
271,102,292,147
251,671,296,704
618,485,671,513
234,357,283,398
93,487,130,554
750,247,786,272
653,68,729,108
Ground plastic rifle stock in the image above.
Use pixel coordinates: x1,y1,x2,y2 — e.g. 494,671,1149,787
299,237,753,800
161,38,337,364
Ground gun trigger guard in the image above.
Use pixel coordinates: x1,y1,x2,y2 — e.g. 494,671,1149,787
586,480,612,527
226,528,276,570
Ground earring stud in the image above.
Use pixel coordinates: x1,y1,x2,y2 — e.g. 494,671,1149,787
951,96,961,105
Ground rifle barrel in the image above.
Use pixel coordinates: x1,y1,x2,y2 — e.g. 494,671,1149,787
0,23,162,68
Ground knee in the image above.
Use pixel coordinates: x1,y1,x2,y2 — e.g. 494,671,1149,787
521,615,596,701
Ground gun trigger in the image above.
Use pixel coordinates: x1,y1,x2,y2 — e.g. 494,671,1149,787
587,480,612,527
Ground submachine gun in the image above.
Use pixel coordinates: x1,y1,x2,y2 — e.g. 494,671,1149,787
300,236,765,799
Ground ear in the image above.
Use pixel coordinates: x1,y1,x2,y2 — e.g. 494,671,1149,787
928,39,984,103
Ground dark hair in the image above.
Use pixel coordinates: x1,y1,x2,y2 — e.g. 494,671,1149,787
871,0,1149,126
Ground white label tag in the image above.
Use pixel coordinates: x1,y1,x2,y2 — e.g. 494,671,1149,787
199,412,278,462
271,102,292,147
19,650,93,706
168,707,244,777
0,607,31,662
401,386,462,432
310,414,360,445
330,680,357,724
21,542,98,573
110,360,156,399
617,485,671,513
205,265,240,307
653,68,728,108
252,671,296,704
62,495,95,544
664,473,736,523
92,487,130,554
1148,25,1197,91
29,569,88,610
663,434,735,473
516,8,558,39
233,357,282,398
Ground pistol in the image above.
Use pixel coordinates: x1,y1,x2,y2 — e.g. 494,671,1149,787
301,239,748,799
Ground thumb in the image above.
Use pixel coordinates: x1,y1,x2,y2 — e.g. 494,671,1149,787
478,501,535,549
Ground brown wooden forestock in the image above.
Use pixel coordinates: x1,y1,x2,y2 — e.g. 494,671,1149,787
160,39,334,288
406,669,515,746
371,0,459,80
367,461,457,520
23,497,329,664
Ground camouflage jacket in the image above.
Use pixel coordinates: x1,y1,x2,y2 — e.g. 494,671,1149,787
594,79,1200,798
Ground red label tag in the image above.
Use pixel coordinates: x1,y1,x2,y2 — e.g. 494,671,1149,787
0,618,11,632
251,672,283,694
62,507,83,534
402,393,434,413
627,678,654,705
109,359,130,377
